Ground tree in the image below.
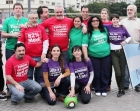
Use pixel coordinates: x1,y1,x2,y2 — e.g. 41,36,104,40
135,0,140,13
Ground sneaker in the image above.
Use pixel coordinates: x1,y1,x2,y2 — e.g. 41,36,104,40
0,91,6,95
102,93,107,97
117,90,125,97
58,95,64,102
25,97,34,103
95,92,101,96
0,95,7,101
11,101,19,105
5,92,11,99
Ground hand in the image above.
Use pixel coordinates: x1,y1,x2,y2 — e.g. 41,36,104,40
11,32,21,38
82,25,87,34
54,76,61,87
42,58,49,63
85,56,90,61
49,92,56,101
41,53,47,62
121,41,127,46
84,85,90,94
68,90,75,97
15,84,24,92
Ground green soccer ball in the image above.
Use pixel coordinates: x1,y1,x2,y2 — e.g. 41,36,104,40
64,96,78,108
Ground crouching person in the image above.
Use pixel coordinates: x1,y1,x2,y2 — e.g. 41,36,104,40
6,43,42,105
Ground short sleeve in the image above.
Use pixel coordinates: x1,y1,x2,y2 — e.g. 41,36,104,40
18,28,25,42
42,62,49,72
2,18,9,32
87,60,94,72
82,33,89,46
28,56,37,67
5,60,13,75
69,62,74,73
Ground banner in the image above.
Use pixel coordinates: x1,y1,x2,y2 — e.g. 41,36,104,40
123,44,140,87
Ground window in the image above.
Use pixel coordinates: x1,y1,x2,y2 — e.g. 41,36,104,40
46,1,50,5
52,2,55,5
81,0,84,2
6,0,13,4
31,0,35,4
77,3,80,8
39,1,43,4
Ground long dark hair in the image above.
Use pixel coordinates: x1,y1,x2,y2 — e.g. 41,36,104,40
48,44,65,73
87,15,106,39
71,45,87,65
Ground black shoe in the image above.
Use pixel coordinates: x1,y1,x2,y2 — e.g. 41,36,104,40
25,97,34,103
11,101,18,105
0,95,7,101
117,90,125,97
124,87,129,90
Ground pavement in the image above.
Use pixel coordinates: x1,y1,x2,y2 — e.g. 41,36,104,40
0,43,140,111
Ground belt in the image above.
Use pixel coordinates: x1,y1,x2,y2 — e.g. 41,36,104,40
111,49,123,53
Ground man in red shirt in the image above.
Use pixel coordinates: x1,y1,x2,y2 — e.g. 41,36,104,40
18,12,49,83
41,5,74,63
6,43,42,105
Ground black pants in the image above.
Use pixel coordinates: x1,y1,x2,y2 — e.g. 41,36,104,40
43,76,70,105
75,82,91,104
0,66,4,91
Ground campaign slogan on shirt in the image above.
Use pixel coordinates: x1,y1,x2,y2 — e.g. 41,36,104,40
109,32,122,41
26,31,42,44
91,34,107,45
10,24,20,33
75,67,88,79
49,67,61,77
14,62,29,77
52,24,68,37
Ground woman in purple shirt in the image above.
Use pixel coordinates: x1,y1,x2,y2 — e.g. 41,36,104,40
105,14,131,97
42,44,70,105
68,45,94,104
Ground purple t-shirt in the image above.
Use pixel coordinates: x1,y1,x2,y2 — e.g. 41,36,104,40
69,60,93,85
105,24,130,45
42,58,68,82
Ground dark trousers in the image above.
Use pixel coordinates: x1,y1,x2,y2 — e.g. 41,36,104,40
89,55,111,93
75,82,91,104
43,76,70,105
111,50,126,91
0,66,4,91
6,49,14,60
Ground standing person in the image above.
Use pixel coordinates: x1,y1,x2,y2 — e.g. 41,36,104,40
6,43,42,105
68,45,94,104
37,6,49,23
0,41,7,101
18,12,49,83
120,4,140,90
101,8,112,25
68,16,83,60
41,5,73,64
105,14,131,97
2,2,28,60
82,16,111,96
81,5,90,26
100,8,112,91
42,44,70,105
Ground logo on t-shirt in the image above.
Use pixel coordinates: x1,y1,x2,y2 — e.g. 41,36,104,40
10,24,20,33
109,32,122,41
75,67,88,79
52,24,68,37
14,62,29,77
26,31,42,44
49,67,61,77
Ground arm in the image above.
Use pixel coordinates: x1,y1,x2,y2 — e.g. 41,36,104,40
41,40,49,62
82,46,90,60
35,61,42,67
6,75,24,92
2,31,21,38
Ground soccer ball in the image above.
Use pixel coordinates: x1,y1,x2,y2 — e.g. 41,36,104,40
64,96,78,108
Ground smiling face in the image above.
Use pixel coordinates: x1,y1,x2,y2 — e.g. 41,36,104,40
55,6,64,20
51,46,61,59
127,5,135,18
72,48,82,59
74,17,82,28
28,13,38,26
15,46,25,59
81,7,89,20
40,8,49,21
112,17,119,27
91,17,100,29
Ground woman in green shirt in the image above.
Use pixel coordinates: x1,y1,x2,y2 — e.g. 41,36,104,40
82,15,111,97
68,16,83,61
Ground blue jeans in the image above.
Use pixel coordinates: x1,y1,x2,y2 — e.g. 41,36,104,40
6,49,14,60
9,79,42,102
124,65,130,87
28,57,42,83
62,51,69,64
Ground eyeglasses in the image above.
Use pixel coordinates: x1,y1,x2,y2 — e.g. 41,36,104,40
92,20,99,23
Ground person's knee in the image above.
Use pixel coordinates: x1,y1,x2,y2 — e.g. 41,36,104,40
81,98,90,104
12,92,25,101
33,83,42,93
47,100,56,105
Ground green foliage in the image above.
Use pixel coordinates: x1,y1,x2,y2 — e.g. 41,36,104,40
135,0,140,13
66,7,80,18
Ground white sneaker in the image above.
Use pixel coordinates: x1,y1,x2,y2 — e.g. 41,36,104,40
102,93,107,97
95,92,101,96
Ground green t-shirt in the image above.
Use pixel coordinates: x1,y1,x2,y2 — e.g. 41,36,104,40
68,27,83,59
82,29,110,58
2,16,28,50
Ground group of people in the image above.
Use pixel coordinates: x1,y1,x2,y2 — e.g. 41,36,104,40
0,2,140,106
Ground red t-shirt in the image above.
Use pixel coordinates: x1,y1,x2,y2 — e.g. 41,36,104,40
41,17,73,51
6,55,37,83
83,18,89,26
102,21,112,25
18,25,48,57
